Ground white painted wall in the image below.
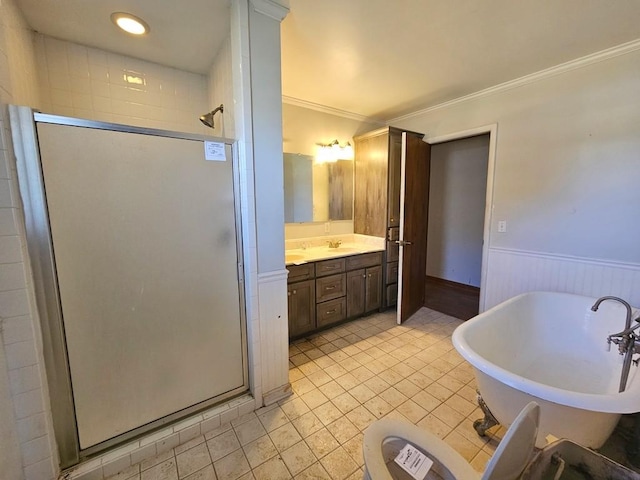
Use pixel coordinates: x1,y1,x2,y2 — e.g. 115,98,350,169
427,135,489,287
394,46,640,307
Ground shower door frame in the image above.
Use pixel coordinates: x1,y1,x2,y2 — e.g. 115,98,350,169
9,106,249,468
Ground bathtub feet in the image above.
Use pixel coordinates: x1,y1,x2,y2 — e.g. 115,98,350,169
473,391,499,436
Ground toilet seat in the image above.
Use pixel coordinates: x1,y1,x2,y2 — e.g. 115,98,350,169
363,402,539,480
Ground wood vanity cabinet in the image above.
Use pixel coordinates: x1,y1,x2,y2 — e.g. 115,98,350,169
353,126,426,308
287,252,383,339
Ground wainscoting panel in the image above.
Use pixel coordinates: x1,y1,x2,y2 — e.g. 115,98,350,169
257,269,291,404
484,248,640,310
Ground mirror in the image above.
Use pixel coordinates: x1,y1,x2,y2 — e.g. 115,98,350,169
283,152,353,223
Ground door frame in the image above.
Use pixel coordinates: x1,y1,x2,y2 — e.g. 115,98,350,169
10,106,249,467
424,124,497,313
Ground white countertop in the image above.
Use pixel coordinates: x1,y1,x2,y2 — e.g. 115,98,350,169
285,243,384,265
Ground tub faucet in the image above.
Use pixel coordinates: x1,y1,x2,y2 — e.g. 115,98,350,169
592,296,639,392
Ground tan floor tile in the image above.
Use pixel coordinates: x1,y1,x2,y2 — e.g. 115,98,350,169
388,362,415,378
318,380,346,400
331,392,360,414
280,397,310,421
395,400,428,424
319,343,338,355
235,418,268,446
349,384,376,404
313,356,336,369
176,443,211,479
458,384,478,404
299,362,321,377
437,375,465,393
341,433,364,467
327,350,349,363
319,447,359,480
350,366,375,383
470,449,492,473
363,396,393,419
305,348,325,361
345,406,377,432
453,419,488,449
412,390,441,413
300,389,329,410
291,378,315,396
182,464,215,480
377,368,404,386
213,449,250,480
293,341,314,352
351,351,374,365
363,377,390,395
417,414,453,439
292,412,323,438
432,403,465,428
394,378,421,398
175,435,206,455
252,456,291,480
207,429,241,462
446,394,476,417
378,387,408,408
307,370,333,387
326,416,359,445
334,373,360,390
258,407,290,432
427,383,455,402
290,353,312,367
314,402,343,426
305,428,340,459
141,459,178,480
105,464,139,480
243,435,278,469
323,365,347,381
406,371,433,389
270,422,303,452
295,462,331,480
233,412,258,427
365,360,386,375
444,430,481,462
281,442,317,476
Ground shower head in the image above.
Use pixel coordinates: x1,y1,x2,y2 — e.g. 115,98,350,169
200,104,224,129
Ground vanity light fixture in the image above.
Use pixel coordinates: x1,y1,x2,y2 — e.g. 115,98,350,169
315,140,354,164
111,12,150,36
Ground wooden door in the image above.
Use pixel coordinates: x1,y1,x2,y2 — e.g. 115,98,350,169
397,133,431,323
347,269,366,318
288,280,315,337
365,265,382,312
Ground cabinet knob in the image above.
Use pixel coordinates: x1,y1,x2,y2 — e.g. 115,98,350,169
293,290,297,294
368,274,372,277
362,274,366,278
288,292,291,296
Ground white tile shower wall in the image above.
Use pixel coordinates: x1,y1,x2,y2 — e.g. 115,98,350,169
35,35,212,135
484,247,640,310
208,35,235,139
0,0,57,478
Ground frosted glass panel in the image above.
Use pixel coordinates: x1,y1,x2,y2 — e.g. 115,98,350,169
36,123,245,448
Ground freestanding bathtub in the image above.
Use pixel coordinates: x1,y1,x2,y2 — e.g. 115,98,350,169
452,291,640,448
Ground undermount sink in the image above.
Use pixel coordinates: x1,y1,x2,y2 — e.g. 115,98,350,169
285,253,306,263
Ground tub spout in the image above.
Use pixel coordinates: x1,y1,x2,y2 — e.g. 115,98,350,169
591,296,633,331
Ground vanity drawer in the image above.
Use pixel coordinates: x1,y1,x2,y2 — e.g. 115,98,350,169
316,258,345,277
386,284,398,306
316,273,346,302
346,252,382,270
386,241,399,262
386,261,398,284
287,263,315,283
317,297,347,328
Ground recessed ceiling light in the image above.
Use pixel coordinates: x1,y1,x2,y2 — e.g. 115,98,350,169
111,12,149,36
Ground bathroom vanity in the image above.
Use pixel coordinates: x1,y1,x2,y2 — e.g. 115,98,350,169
287,250,383,339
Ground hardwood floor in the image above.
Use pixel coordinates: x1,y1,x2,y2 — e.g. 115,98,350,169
424,275,480,320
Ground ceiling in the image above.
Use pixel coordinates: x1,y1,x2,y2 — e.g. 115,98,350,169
15,0,640,120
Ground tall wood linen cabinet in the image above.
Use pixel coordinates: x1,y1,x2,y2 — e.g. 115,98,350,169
353,126,426,308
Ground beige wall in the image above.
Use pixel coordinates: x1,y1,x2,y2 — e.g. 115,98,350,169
394,47,640,307
282,102,380,239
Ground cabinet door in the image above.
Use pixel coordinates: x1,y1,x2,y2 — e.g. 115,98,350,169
388,132,402,227
365,265,383,312
347,269,366,318
288,280,315,338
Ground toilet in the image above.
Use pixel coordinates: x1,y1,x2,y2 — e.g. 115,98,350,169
363,402,540,480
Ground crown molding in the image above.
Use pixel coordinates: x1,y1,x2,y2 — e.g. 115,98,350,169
389,38,640,124
250,0,289,22
282,95,385,125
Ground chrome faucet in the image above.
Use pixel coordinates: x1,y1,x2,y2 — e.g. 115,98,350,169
327,239,342,248
591,296,639,392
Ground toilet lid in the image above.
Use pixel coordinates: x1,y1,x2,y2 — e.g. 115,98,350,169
481,402,540,480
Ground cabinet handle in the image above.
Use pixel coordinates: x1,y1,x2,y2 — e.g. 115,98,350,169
325,285,335,290
326,309,336,315
324,265,338,270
